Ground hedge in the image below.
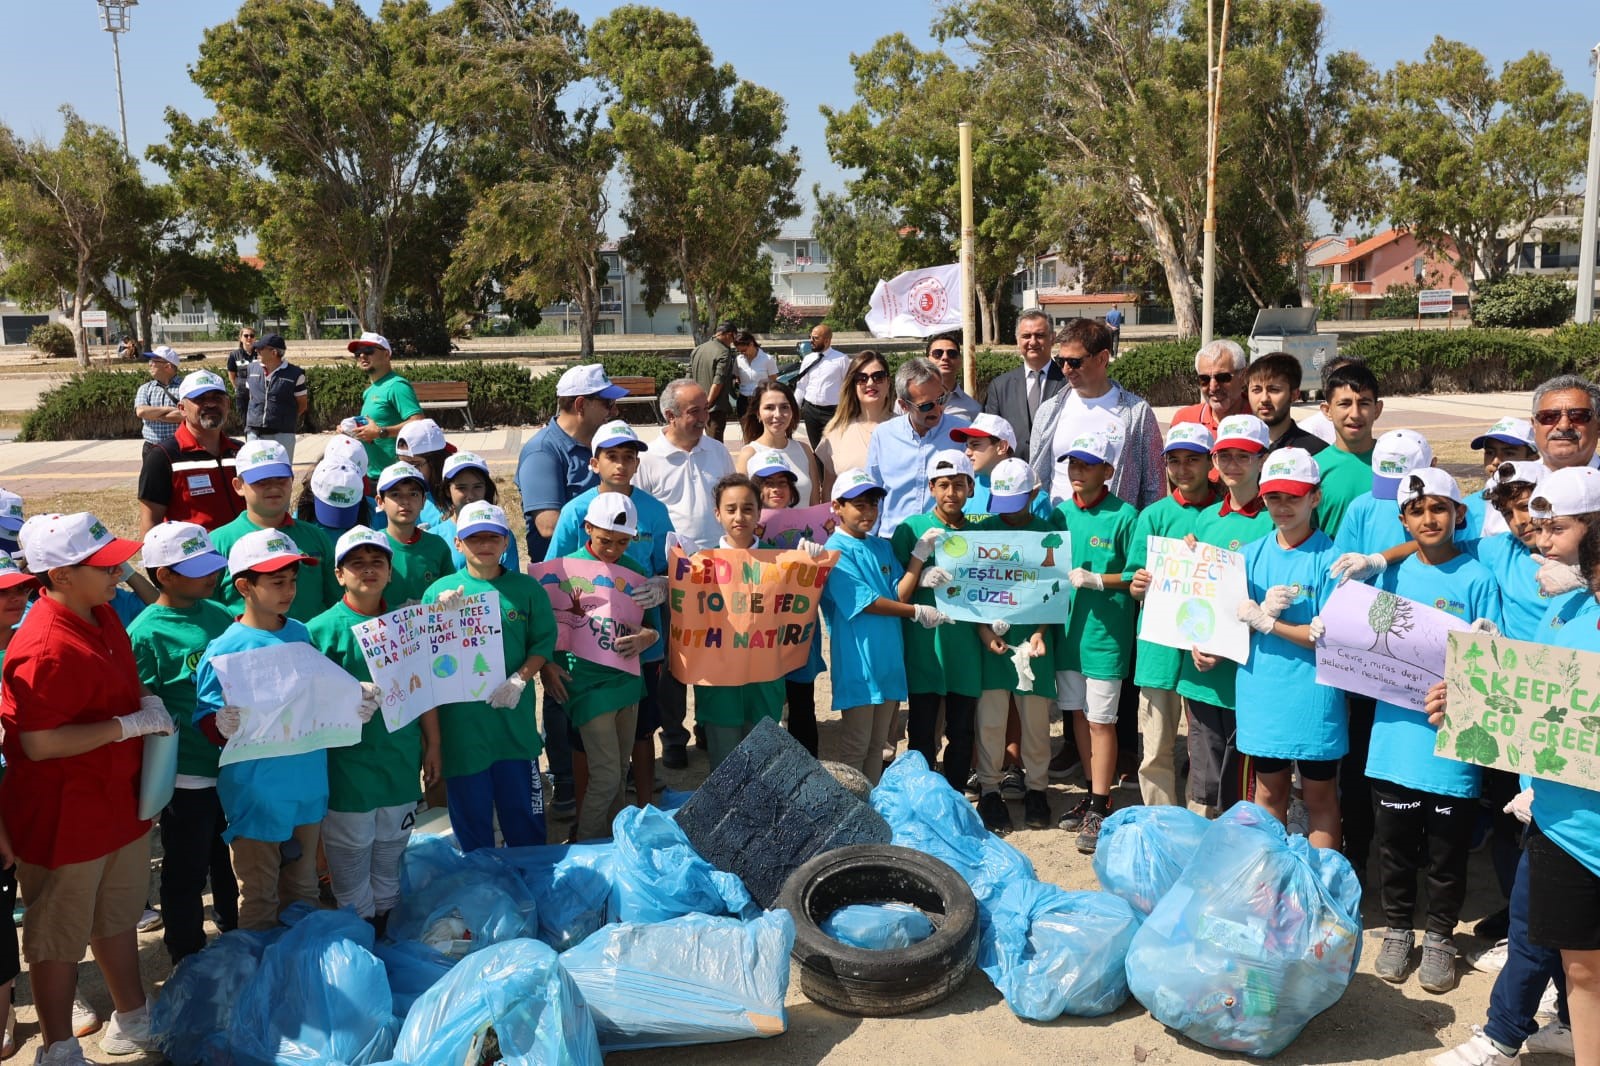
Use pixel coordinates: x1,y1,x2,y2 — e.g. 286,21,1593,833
1340,329,1566,394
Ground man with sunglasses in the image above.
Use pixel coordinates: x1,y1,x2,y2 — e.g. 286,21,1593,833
1530,375,1600,474
796,324,850,445
137,371,247,536
867,358,969,533
982,310,1064,461
925,332,979,420
1172,339,1251,433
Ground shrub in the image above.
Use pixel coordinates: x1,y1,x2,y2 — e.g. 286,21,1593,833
1111,339,1211,406
28,322,75,360
19,371,145,441
1341,329,1567,394
1372,283,1421,319
1549,321,1600,379
385,306,454,359
1470,275,1573,330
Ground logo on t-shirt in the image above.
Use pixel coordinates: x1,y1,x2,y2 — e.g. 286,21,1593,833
1089,535,1107,549
505,607,522,622
1227,539,1243,551
1433,597,1466,616
184,650,204,672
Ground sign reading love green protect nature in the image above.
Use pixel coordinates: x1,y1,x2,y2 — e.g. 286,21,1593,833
1439,631,1600,789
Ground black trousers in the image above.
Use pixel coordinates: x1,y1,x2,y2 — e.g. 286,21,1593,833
1183,697,1234,808
159,786,239,964
785,680,819,757
908,692,976,793
1372,780,1476,937
658,670,690,752
1340,695,1377,878
800,402,836,447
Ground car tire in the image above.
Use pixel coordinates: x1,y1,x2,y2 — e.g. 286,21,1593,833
778,844,978,1017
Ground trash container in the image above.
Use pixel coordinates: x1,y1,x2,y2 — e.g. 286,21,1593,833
1247,308,1336,399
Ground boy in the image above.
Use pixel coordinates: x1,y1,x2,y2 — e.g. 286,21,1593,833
1245,353,1328,455
1465,417,1538,538
375,462,456,607
128,522,238,965
1050,419,1138,853
952,415,1018,515
209,439,339,621
1312,360,1384,538
0,488,22,556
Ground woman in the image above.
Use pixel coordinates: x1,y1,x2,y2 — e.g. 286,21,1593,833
735,381,821,505
815,350,894,498
732,332,777,420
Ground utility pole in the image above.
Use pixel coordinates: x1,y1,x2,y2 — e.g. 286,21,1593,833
97,1,139,155
1200,0,1232,345
959,121,977,397
1577,42,1600,325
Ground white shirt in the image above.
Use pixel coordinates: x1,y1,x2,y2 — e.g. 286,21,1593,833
1049,392,1122,504
736,348,778,396
635,433,736,549
1299,410,1337,446
798,347,850,406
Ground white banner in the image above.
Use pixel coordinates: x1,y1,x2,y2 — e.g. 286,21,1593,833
864,264,963,338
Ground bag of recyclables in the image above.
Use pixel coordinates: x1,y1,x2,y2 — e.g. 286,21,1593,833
979,881,1141,1020
1092,804,1210,915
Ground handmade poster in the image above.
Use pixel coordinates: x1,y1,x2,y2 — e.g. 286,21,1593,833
1438,632,1600,788
760,504,837,549
1314,581,1468,710
1139,536,1250,664
212,643,363,766
353,593,507,729
929,530,1073,625
528,558,648,675
667,546,837,686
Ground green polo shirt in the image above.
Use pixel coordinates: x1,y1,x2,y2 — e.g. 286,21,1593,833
209,513,340,622
891,511,984,698
1174,497,1275,708
1051,490,1138,681
127,600,236,780
386,528,456,608
360,371,423,470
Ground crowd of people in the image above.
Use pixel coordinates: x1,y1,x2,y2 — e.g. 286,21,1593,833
0,315,1595,1066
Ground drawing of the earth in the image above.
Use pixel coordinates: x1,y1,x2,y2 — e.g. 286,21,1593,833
433,654,458,679
1176,598,1215,642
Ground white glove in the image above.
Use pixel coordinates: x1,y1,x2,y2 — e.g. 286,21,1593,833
1261,585,1295,617
912,604,951,629
1011,642,1036,690
1329,552,1386,586
1237,599,1278,635
911,527,943,562
1469,617,1500,636
434,585,466,611
487,674,527,709
630,576,668,610
357,682,381,723
918,565,953,589
1068,568,1103,591
117,695,176,740
990,619,1011,637
1504,787,1534,826
1537,559,1587,596
1308,616,1326,642
215,704,244,739
796,538,826,559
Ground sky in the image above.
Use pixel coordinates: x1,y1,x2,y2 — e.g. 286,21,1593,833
0,0,1594,240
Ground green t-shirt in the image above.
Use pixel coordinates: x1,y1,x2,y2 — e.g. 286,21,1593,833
386,528,456,608
210,513,340,623
890,511,984,697
307,598,424,812
558,548,650,728
693,678,785,728
1175,497,1275,707
1051,491,1138,681
127,600,236,780
1314,445,1374,538
969,513,1058,698
423,568,557,779
360,371,423,470
1125,492,1219,690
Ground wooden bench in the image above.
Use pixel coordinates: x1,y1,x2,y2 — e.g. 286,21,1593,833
413,380,475,430
610,375,661,423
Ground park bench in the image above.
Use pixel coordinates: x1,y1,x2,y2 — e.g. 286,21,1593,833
413,380,475,430
610,375,661,423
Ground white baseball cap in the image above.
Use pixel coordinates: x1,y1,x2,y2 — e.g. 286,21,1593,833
1395,467,1463,508
584,492,639,536
1212,414,1270,454
1258,447,1322,497
927,449,976,483
832,468,885,501
1371,429,1435,501
376,461,428,494
442,451,492,481
556,364,628,401
143,521,227,578
1530,467,1600,519
144,345,181,368
347,331,391,355
178,370,228,401
334,526,393,566
1472,417,1537,451
235,439,294,484
1164,422,1216,455
987,458,1036,514
1058,418,1123,467
227,527,316,577
0,488,24,533
311,461,366,526
396,419,447,457
25,512,142,574
0,551,38,591
455,500,512,539
16,513,58,568
949,413,1017,452
321,433,370,477
592,420,645,451
1488,460,1545,492
750,450,798,480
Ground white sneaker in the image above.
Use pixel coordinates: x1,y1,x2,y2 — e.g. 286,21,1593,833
34,1038,87,1065
1287,797,1310,838
98,1005,151,1057
1466,939,1510,973
1427,1027,1518,1066
69,1000,100,1038
1525,1019,1574,1058
1538,980,1560,1019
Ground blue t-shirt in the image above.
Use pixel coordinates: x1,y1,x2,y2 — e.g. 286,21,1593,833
1332,492,1404,556
432,515,522,574
1537,588,1594,641
965,473,1052,521
372,497,444,534
193,618,329,843
515,420,599,560
547,485,673,665
1537,601,1600,879
1367,553,1503,798
1460,533,1545,642
1462,492,1490,540
1235,530,1346,761
821,532,907,710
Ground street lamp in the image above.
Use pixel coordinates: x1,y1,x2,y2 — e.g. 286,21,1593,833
97,0,139,154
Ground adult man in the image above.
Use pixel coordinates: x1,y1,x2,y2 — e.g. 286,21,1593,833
347,331,422,471
1171,339,1251,431
867,358,969,532
137,370,246,535
689,321,739,442
1105,306,1124,354
926,332,979,420
1530,374,1600,472
226,326,257,399
1247,352,1328,455
983,310,1065,461
133,346,184,455
796,323,851,445
242,333,308,461
1029,318,1165,509
516,364,627,562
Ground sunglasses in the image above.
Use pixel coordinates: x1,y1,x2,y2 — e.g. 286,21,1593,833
1197,373,1235,386
241,333,255,339
1061,357,1089,369
855,370,889,385
928,348,960,360
1534,407,1594,427
907,393,950,414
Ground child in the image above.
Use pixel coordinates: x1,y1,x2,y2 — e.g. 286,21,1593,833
127,522,238,965
0,488,22,556
561,494,659,838
1339,468,1501,994
394,418,449,528
424,501,559,851
433,451,521,573
1049,420,1138,853
1463,461,1548,641
210,439,340,622
1531,467,1600,636
1232,448,1343,846
1126,422,1218,807
296,457,373,540
0,550,37,1056
375,462,456,607
822,469,947,784
971,459,1056,831
1312,360,1384,538
1465,417,1538,538
1332,428,1434,561
953,415,1023,516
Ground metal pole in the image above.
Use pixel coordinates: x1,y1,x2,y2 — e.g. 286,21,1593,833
1201,0,1231,345
959,121,977,397
110,26,129,153
1576,42,1600,325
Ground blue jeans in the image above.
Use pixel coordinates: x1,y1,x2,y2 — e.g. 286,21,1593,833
1485,848,1569,1050
444,759,546,852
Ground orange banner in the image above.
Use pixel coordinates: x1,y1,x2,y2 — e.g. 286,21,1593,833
667,546,837,687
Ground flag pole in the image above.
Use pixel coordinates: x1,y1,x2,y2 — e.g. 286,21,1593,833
1201,0,1231,345
959,121,977,396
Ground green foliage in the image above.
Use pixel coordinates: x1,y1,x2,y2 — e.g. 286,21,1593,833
1551,322,1600,378
1342,328,1568,393
1107,340,1209,407
814,193,909,331
1470,274,1574,330
18,371,147,441
27,322,75,360
1454,722,1501,765
383,306,453,359
1372,283,1422,319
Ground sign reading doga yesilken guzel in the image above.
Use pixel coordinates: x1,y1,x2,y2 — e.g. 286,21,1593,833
929,530,1072,625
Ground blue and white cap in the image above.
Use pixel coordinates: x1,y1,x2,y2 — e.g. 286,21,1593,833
750,449,798,480
334,526,393,566
236,439,294,484
143,520,227,578
442,451,491,481
592,420,645,450
178,370,228,401
311,461,366,527
376,462,427,494
832,468,884,500
1058,416,1124,466
0,488,24,533
1164,422,1215,455
455,501,512,539
986,458,1035,514
1471,417,1536,451
1371,429,1434,501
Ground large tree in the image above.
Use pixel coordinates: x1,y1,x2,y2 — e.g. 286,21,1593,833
812,192,912,331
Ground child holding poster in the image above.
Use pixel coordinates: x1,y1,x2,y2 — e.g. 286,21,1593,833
824,468,948,784
1529,467,1600,638
308,527,439,931
1048,419,1138,854
424,501,560,851
375,462,456,607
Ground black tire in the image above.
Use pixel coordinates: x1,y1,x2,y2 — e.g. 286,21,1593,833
778,844,978,1017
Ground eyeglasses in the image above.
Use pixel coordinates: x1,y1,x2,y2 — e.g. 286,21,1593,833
1061,357,1088,369
855,370,888,385
1197,373,1235,386
908,393,950,414
1534,408,1594,427
928,348,960,360
240,333,255,339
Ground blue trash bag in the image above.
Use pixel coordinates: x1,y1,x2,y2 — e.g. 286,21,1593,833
560,910,795,1052
659,787,695,811
820,903,934,950
491,843,618,952
373,940,458,1021
389,845,539,956
151,928,281,1064
1093,805,1210,916
225,907,399,1065
979,881,1141,1020
869,752,1035,913
390,939,603,1066
399,833,473,897
608,805,756,924
1125,802,1364,1058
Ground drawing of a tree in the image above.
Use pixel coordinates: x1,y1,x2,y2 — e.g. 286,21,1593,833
1041,533,1063,569
555,576,596,620
1367,591,1415,657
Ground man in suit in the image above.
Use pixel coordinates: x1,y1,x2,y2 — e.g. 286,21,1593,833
982,309,1064,461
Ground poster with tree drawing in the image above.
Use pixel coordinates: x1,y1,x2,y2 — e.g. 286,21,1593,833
353,593,507,728
527,558,648,674
1314,581,1469,709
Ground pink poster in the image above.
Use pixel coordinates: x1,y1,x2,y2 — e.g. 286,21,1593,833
759,503,837,549
528,558,649,675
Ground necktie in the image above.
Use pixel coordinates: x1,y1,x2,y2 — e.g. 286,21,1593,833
1027,370,1042,419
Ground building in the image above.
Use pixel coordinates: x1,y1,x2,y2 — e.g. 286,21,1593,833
1316,228,1470,317
766,231,832,322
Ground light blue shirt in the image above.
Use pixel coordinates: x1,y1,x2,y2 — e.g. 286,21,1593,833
943,388,980,421
965,473,1052,521
866,412,968,534
1537,589,1594,640
432,515,522,574
546,485,674,664
1332,492,1404,556
1460,533,1545,642
1539,598,1600,879
1462,492,1490,540
821,532,907,710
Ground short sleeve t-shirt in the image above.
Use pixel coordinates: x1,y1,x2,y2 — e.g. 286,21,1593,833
1126,490,1217,690
1333,493,1404,556
209,513,339,623
969,513,1058,698
1175,497,1275,707
1049,392,1121,503
1312,446,1373,538
516,420,600,560
127,600,235,782
891,512,984,698
385,528,456,608
821,532,908,710
1536,610,1600,879
360,372,423,470
1461,533,1545,642
1052,490,1139,681
557,548,651,727
547,486,672,665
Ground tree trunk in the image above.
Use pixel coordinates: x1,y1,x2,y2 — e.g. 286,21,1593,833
685,289,702,343
300,310,318,341
1128,187,1202,337
1294,245,1314,310
138,304,155,351
73,267,90,369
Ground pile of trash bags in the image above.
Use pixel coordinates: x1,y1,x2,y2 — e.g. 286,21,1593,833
1092,805,1210,916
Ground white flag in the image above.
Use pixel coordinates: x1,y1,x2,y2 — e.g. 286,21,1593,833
864,263,963,338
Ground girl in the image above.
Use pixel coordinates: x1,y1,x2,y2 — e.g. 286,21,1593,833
816,351,895,496
432,452,521,573
394,419,449,529
736,381,822,504
295,458,373,541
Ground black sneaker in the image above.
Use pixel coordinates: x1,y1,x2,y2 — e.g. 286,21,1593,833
1375,927,1414,983
1057,797,1090,832
977,791,1013,833
1473,907,1510,942
1023,789,1052,829
550,779,577,818
1000,769,1026,801
1419,932,1458,993
661,745,688,770
1075,808,1105,854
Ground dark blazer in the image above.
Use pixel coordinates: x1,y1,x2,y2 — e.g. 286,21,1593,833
981,360,1066,461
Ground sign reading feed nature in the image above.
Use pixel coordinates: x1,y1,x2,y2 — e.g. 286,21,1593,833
929,530,1073,625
